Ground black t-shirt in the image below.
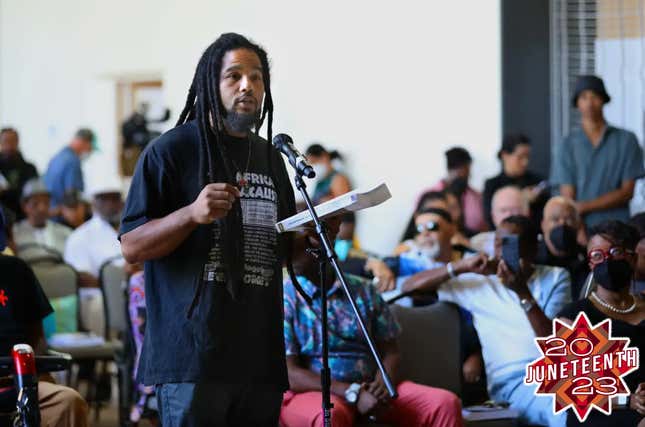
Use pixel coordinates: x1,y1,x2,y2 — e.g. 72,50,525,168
119,121,295,388
0,255,53,356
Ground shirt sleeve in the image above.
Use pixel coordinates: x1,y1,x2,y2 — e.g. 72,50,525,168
283,281,300,356
540,267,572,319
550,138,576,187
119,145,170,237
369,284,401,342
437,275,480,312
621,132,645,182
64,232,93,274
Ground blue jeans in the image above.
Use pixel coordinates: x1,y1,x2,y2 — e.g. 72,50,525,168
156,382,282,427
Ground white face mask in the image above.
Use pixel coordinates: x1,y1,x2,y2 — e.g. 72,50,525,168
312,163,329,179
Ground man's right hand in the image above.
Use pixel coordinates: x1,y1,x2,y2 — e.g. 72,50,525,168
454,253,489,275
356,387,380,415
189,183,240,224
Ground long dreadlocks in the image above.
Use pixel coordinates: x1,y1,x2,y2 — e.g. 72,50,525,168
179,33,297,314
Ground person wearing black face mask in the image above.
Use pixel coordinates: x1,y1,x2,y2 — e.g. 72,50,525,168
559,220,645,426
537,196,589,299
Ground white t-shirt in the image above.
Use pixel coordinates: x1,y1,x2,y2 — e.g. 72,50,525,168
437,265,571,389
64,215,122,277
469,231,495,257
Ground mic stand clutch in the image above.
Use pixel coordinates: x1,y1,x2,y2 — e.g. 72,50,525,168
291,173,397,427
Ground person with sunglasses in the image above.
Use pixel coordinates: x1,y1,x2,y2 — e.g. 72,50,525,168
558,220,644,426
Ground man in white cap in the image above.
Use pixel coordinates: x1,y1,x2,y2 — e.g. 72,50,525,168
13,178,72,257
64,181,124,335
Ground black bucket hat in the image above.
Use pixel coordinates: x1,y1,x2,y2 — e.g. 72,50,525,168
572,75,611,108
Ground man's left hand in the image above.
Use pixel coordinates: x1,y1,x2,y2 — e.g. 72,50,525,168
497,259,531,298
365,377,391,404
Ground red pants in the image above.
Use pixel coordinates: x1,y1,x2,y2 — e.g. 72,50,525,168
280,381,463,427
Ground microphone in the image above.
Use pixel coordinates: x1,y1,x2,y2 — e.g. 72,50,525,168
12,344,41,425
272,134,316,178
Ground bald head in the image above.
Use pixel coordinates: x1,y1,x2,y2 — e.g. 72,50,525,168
491,186,529,227
541,196,581,256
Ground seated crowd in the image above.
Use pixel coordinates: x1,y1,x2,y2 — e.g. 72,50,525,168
0,74,644,427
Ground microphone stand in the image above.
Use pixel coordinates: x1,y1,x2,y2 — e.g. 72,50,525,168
291,172,397,427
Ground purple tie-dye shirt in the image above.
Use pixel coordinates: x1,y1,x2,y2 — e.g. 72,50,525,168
283,274,401,384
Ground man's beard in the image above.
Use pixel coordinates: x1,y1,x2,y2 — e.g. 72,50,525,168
224,109,260,134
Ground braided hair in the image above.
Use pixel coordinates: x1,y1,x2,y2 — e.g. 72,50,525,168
178,33,278,306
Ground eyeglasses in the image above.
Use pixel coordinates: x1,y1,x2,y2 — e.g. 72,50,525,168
587,247,634,264
416,221,440,234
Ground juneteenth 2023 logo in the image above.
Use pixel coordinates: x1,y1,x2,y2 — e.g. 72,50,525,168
524,312,639,422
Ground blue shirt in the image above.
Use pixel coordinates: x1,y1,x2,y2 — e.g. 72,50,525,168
551,125,644,227
43,147,83,207
283,274,400,383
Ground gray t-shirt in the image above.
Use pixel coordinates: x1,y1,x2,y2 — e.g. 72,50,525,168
551,125,644,227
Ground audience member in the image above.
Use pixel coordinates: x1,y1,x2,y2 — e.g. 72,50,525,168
402,215,571,427
55,190,91,230
280,223,462,426
13,179,71,257
483,133,547,229
64,183,123,335
470,186,529,256
0,211,88,427
64,183,123,283
420,147,487,234
305,143,351,203
443,190,472,247
629,212,645,296
537,196,589,299
400,191,449,244
559,220,644,426
386,207,485,391
551,75,645,228
44,128,96,209
0,127,38,219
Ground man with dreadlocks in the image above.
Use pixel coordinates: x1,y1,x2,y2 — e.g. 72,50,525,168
119,33,296,426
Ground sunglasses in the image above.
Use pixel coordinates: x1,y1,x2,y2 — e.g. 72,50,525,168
416,221,440,234
587,247,634,264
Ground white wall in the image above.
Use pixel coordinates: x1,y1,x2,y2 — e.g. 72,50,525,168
0,0,501,253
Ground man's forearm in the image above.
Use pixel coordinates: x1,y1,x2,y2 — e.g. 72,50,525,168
375,351,400,387
401,265,452,294
287,364,350,396
579,183,634,214
120,205,198,263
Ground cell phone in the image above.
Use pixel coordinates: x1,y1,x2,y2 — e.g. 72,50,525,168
501,235,521,274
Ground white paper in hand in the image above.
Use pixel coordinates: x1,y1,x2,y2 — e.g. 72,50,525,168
275,183,391,233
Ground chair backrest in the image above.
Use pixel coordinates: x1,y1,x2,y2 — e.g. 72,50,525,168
17,243,63,264
29,259,78,299
389,302,462,396
99,257,128,339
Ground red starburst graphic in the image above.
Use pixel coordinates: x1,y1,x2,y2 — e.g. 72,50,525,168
524,312,639,422
0,289,7,306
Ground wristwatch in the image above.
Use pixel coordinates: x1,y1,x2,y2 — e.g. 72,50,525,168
519,297,536,313
344,383,361,404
